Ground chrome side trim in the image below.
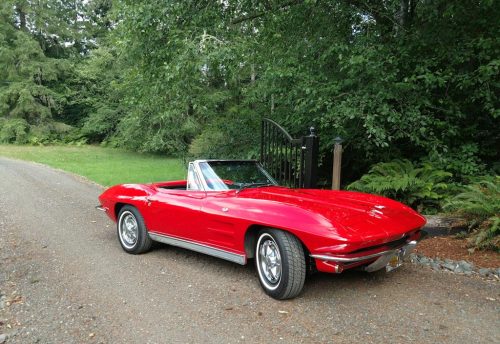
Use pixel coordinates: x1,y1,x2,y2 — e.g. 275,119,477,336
96,205,107,212
310,240,418,263
148,232,247,265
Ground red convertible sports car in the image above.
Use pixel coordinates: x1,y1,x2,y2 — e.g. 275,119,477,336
97,160,426,299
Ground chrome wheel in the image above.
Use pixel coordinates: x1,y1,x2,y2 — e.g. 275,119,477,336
119,211,138,249
116,205,152,254
257,234,282,290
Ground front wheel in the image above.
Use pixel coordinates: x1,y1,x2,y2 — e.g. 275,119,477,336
117,205,152,254
255,229,306,300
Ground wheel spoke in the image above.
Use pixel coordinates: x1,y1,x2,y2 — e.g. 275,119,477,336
120,213,138,247
258,237,282,285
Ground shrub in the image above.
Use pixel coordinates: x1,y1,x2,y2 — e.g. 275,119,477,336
424,144,486,182
444,177,500,251
80,106,121,143
0,118,29,143
188,113,260,160
25,121,76,145
347,159,452,213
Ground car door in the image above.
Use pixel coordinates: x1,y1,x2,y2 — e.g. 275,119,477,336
201,190,246,251
146,164,207,242
146,188,206,241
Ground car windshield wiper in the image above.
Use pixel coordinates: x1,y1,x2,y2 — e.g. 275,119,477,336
236,182,275,194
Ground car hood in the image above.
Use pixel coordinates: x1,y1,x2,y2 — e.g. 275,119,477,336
238,187,426,241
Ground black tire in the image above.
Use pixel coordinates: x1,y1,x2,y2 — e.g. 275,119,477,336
117,205,152,254
255,229,306,300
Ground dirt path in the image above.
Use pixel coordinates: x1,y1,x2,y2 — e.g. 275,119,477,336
0,157,498,344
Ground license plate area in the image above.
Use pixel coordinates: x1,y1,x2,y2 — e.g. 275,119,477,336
386,248,404,272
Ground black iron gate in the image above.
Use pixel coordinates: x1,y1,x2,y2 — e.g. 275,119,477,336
260,118,319,188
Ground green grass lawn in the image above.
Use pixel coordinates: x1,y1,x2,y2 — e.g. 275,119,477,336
0,145,186,186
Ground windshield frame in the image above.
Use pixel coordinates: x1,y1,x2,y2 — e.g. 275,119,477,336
193,160,278,192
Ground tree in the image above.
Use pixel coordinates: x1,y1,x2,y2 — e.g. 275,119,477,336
0,0,112,143
2,0,497,183
0,2,67,142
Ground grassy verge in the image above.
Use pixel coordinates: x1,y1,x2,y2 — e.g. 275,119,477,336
0,145,186,186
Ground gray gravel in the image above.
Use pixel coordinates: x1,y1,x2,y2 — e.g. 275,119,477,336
0,157,499,344
410,254,500,279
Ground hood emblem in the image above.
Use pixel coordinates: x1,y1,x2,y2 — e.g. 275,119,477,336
369,208,384,218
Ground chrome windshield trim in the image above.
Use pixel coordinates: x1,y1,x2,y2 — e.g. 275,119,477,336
186,162,206,192
193,161,209,191
311,240,418,263
193,160,278,192
194,159,258,164
148,232,247,265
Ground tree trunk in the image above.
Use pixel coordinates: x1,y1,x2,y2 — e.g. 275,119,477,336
398,0,416,30
399,0,409,27
16,2,27,31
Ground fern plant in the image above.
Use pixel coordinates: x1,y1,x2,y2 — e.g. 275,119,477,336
444,177,500,251
347,159,452,212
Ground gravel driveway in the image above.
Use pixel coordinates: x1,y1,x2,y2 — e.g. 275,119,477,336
0,157,498,344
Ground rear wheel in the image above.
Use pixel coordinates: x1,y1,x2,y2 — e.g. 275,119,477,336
255,229,306,300
117,205,152,254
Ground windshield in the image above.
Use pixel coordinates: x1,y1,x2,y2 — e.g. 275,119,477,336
198,161,278,191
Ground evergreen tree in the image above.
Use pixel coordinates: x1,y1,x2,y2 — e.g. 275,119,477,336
0,0,108,142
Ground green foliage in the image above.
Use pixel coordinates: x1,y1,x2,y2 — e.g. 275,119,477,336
0,0,498,185
347,160,452,212
0,0,114,144
188,111,261,159
444,177,500,251
74,0,498,176
74,46,125,143
0,23,66,123
424,144,486,182
27,121,76,144
0,118,28,143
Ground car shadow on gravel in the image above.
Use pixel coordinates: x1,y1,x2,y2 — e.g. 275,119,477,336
144,241,404,300
148,243,251,273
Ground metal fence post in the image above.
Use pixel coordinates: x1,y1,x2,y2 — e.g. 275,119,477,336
260,120,264,163
332,137,343,190
303,127,319,188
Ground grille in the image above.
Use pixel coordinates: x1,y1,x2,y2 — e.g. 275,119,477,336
349,235,410,255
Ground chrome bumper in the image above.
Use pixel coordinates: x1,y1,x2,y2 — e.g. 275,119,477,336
95,205,107,212
311,240,418,272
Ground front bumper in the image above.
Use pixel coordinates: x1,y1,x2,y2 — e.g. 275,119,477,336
95,205,108,212
311,240,418,273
